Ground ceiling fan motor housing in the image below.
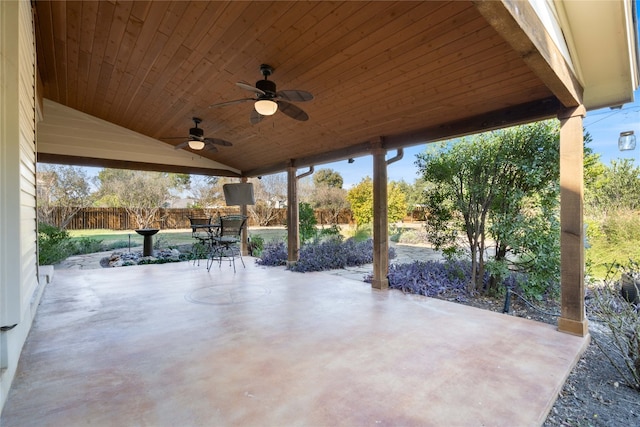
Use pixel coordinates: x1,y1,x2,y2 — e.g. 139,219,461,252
189,127,204,138
256,79,276,96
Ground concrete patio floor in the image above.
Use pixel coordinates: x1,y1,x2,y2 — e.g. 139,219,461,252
1,259,588,426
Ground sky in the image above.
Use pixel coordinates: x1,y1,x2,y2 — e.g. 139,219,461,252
325,88,640,189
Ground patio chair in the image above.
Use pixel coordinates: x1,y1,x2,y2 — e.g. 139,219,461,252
207,215,247,273
188,216,212,265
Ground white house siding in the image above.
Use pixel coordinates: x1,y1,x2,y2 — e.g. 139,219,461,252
0,0,40,411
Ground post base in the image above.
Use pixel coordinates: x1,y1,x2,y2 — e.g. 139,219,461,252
558,317,589,336
371,279,389,290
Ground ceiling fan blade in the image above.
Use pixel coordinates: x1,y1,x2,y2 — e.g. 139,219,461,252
250,109,264,125
277,100,309,121
204,137,233,147
209,98,254,108
237,81,265,95
203,144,218,153
174,140,190,150
277,90,313,102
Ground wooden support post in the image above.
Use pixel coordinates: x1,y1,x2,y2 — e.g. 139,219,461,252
558,106,588,337
287,165,299,266
371,143,389,290
240,177,249,256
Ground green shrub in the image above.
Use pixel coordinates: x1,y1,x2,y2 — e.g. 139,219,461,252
299,202,318,243
349,224,372,242
389,224,402,242
105,240,132,250
72,237,104,254
38,223,73,265
587,213,640,278
396,228,429,245
153,236,169,249
319,225,341,238
248,235,265,257
601,212,640,245
189,241,210,260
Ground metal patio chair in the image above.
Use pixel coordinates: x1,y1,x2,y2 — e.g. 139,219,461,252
207,215,247,273
188,216,213,265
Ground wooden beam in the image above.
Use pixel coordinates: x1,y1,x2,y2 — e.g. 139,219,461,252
243,97,561,178
371,142,389,290
384,97,562,149
36,153,241,177
558,105,588,337
242,141,374,178
474,0,583,108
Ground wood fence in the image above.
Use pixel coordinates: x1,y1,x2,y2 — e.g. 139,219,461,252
47,207,357,230
46,206,425,230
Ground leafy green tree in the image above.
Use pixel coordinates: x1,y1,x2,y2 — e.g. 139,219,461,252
416,121,562,295
298,202,318,243
388,181,408,223
394,179,429,215
346,176,407,225
485,123,561,295
36,164,93,228
347,177,374,225
313,168,343,188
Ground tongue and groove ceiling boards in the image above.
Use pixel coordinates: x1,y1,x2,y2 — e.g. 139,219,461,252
33,1,637,176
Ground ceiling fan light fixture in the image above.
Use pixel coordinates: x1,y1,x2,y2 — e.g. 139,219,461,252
188,139,205,150
255,99,278,116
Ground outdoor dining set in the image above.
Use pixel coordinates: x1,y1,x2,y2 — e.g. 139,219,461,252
189,214,248,273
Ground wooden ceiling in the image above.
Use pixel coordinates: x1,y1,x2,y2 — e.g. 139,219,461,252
34,1,573,177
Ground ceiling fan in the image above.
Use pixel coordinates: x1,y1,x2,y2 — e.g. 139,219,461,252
209,64,313,124
161,117,232,151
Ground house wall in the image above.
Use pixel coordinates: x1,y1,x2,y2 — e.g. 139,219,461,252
0,0,42,411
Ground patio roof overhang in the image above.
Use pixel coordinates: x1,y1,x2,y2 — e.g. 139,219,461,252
33,0,639,177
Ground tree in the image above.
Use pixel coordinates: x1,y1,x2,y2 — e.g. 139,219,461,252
346,176,407,225
311,185,350,224
188,175,223,210
394,179,428,215
298,202,318,243
313,168,343,188
416,121,562,295
388,181,408,223
36,164,93,228
311,169,349,225
247,174,288,226
94,169,182,229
